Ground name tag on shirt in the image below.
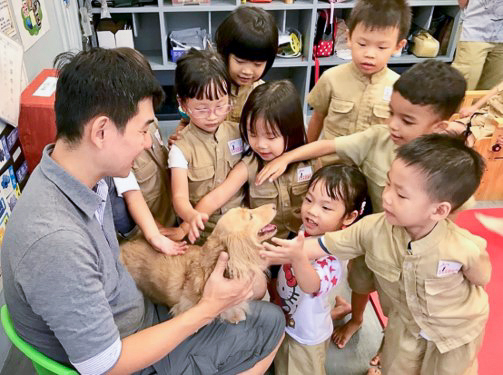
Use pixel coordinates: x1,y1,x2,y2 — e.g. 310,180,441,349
228,138,243,155
297,166,313,182
383,86,393,102
437,260,462,277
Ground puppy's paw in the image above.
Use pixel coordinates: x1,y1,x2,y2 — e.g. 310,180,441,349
220,303,248,324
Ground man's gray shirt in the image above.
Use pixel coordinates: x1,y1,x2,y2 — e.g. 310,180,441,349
1,145,155,365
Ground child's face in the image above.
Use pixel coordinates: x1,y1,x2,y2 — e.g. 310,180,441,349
182,94,230,134
301,180,350,236
382,158,440,235
348,24,405,76
228,54,267,86
247,118,285,161
388,91,446,146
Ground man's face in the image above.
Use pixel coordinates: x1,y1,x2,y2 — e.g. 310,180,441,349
387,91,445,146
107,97,154,177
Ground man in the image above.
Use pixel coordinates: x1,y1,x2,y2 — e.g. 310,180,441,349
1,48,284,375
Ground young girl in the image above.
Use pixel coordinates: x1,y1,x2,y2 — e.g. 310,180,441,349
273,163,368,375
215,6,278,123
187,80,312,243
169,48,245,242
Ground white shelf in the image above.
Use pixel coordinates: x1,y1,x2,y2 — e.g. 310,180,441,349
316,54,453,66
91,6,160,13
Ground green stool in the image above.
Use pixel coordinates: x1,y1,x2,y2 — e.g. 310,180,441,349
0,305,78,375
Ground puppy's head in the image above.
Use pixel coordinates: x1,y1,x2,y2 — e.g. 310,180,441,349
208,204,277,275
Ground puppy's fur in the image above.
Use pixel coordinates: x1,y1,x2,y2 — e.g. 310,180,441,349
120,204,277,323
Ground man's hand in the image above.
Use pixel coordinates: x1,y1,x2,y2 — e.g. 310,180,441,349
200,252,255,316
188,212,209,244
260,232,306,264
148,233,187,255
255,154,291,186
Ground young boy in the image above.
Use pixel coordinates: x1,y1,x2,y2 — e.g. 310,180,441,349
306,0,410,143
256,59,467,358
263,134,490,375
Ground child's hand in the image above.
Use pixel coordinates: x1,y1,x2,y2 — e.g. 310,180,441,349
188,212,209,244
168,120,188,146
158,226,187,242
260,231,306,264
148,233,187,255
255,154,291,186
459,105,477,118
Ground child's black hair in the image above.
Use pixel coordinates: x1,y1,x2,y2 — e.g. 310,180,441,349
240,80,306,155
396,134,485,211
54,48,164,144
308,163,368,218
394,60,467,120
348,0,411,41
175,48,231,101
215,6,278,79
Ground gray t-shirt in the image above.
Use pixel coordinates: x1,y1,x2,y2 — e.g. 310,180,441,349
1,145,155,366
460,0,503,42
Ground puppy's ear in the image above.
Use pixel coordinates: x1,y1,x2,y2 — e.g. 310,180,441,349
223,233,262,278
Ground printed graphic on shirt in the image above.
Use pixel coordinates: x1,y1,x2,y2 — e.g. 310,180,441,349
297,166,313,183
383,86,393,102
277,264,302,328
437,260,462,277
228,138,244,155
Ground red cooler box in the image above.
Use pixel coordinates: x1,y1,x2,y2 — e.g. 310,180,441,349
18,69,58,173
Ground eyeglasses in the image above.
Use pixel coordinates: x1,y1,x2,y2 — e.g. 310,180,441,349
187,103,233,119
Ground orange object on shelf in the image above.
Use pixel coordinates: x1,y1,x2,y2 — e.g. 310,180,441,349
18,69,58,173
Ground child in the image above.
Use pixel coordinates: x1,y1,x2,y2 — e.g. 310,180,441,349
452,79,503,139
215,6,278,123
256,60,467,365
186,80,312,243
273,163,368,375
169,48,245,243
169,6,278,144
307,0,410,143
263,134,490,375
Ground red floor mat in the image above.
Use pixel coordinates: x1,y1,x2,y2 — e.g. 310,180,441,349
455,208,503,375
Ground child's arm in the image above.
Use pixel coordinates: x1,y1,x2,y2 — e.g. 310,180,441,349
289,234,322,294
170,167,204,227
188,161,249,243
459,81,502,118
123,190,187,255
462,247,492,287
306,111,325,143
255,140,336,185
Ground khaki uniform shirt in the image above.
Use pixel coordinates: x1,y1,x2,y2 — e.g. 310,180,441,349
227,80,265,124
308,62,398,138
334,125,396,212
244,154,315,239
175,121,244,237
323,213,490,353
132,122,175,227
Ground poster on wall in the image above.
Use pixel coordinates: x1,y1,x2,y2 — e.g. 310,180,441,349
11,0,50,51
0,0,16,37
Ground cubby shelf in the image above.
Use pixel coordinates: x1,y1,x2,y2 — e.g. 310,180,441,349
91,0,461,117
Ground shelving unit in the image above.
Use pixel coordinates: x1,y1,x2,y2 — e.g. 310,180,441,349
91,0,462,129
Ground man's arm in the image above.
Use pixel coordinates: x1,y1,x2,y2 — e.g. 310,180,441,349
108,252,254,374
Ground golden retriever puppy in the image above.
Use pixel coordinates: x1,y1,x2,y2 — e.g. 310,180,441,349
120,204,277,323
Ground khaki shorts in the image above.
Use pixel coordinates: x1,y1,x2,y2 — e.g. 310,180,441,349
274,333,329,375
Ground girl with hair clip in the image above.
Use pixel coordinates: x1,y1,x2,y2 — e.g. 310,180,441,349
215,6,278,123
273,163,368,375
169,48,245,243
187,80,313,243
